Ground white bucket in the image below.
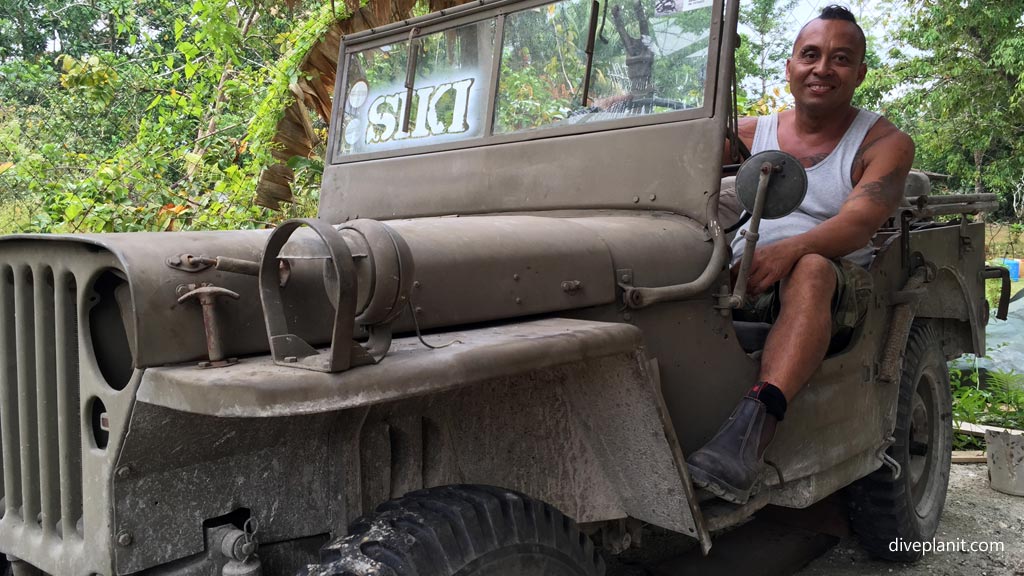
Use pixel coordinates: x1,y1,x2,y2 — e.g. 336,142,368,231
986,429,1024,497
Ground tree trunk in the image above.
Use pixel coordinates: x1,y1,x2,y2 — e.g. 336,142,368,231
974,149,984,195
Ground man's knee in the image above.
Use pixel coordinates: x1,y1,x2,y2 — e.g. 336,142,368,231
782,254,836,299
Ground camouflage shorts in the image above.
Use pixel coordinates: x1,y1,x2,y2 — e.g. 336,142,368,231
735,258,873,336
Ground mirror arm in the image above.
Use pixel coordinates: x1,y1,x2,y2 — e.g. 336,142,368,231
623,191,729,309
727,162,774,308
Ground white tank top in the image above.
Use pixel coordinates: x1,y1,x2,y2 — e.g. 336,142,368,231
730,108,881,268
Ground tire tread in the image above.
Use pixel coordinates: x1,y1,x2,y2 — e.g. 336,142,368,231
846,323,952,562
307,485,605,576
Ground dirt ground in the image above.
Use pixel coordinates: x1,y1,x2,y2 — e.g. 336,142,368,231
605,463,1024,575
797,464,1024,576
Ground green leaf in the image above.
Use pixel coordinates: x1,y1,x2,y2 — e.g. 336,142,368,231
64,202,83,221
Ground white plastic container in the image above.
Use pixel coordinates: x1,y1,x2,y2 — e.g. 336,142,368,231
986,429,1024,496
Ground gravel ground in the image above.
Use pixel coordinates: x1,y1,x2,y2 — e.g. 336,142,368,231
797,464,1024,576
605,463,1024,575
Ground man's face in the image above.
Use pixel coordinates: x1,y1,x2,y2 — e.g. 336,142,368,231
785,19,867,113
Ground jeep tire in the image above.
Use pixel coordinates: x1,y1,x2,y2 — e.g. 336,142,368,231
846,323,952,562
303,485,606,576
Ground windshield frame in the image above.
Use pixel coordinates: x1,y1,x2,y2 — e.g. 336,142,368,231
328,0,724,165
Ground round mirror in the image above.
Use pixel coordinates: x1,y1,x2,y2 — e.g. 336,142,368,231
735,150,808,220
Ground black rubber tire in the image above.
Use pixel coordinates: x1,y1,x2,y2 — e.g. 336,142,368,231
302,485,606,576
846,323,953,562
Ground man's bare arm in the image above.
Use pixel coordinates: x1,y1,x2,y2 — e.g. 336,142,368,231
742,122,914,294
794,123,915,257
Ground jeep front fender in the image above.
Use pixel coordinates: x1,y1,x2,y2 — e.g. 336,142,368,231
119,319,709,571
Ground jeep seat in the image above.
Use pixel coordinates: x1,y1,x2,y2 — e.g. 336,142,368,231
733,320,772,353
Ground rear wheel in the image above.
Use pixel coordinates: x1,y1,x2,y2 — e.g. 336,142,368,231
303,485,605,576
846,323,952,562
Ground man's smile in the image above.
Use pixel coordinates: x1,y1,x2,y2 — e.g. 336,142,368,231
806,83,835,95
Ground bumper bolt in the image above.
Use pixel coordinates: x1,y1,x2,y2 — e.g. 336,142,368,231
115,465,131,479
117,530,133,546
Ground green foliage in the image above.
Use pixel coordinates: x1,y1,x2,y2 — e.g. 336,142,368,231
248,1,344,191
0,0,333,233
951,365,1024,450
496,64,572,131
737,0,796,104
880,0,1024,216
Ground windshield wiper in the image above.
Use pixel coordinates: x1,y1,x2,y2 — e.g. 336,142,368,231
579,0,600,108
402,27,421,134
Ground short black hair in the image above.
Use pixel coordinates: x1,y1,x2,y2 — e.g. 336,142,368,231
814,5,866,60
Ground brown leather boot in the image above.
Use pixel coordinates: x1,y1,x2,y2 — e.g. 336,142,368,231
687,397,777,504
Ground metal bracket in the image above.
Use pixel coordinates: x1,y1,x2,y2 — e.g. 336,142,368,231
877,436,901,480
616,268,634,288
167,253,214,273
899,210,913,272
260,218,380,373
616,268,634,310
982,266,1011,321
958,215,974,255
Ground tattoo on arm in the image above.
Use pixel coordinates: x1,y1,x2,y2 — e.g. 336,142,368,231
851,130,892,181
850,167,902,209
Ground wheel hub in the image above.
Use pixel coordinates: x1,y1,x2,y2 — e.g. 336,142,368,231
909,371,938,517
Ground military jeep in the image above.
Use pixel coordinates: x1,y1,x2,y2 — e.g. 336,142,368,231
0,0,1008,574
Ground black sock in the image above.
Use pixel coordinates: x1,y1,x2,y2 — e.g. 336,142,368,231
747,381,787,421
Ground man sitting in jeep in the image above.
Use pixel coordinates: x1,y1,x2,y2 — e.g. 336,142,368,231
686,5,916,504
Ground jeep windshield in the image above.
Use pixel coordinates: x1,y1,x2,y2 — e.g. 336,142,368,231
334,0,715,160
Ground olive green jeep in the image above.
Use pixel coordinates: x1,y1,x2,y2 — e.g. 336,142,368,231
0,0,1008,574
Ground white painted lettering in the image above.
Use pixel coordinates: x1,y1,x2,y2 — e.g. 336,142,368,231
410,86,435,138
366,95,396,144
448,78,475,134
426,82,453,134
359,74,480,150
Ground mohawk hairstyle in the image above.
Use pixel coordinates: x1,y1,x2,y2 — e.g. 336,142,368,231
819,4,858,23
816,5,866,59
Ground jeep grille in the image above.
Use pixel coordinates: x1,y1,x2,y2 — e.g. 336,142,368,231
0,264,84,542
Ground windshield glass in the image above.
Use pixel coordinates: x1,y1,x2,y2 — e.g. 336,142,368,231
337,0,713,157
340,19,497,155
495,0,712,132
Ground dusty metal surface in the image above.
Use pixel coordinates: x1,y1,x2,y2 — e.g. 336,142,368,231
0,240,144,576
135,318,643,417
2,214,705,372
384,215,621,331
320,117,725,226
910,223,987,352
114,323,700,572
112,407,339,574
0,230,338,369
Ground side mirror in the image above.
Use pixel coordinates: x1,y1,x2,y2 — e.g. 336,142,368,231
728,150,808,309
735,150,807,219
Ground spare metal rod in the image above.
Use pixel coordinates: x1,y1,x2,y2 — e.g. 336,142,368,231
906,193,998,207
911,202,999,218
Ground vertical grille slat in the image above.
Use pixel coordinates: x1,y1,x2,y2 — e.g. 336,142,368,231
55,271,83,539
1,250,91,572
14,266,40,527
34,266,59,538
0,265,19,518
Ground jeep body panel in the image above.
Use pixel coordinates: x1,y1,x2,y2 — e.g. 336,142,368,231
115,320,706,573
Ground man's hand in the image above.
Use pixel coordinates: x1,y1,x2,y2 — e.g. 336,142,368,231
739,238,807,295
